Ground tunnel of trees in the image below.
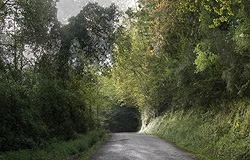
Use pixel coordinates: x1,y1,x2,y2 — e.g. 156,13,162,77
0,1,249,158
105,104,141,133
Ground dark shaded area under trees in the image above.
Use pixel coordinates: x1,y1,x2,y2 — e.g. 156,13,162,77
105,104,141,133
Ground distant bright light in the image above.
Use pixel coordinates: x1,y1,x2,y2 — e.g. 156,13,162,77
57,0,137,24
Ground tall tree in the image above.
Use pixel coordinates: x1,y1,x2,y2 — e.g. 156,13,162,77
56,3,120,80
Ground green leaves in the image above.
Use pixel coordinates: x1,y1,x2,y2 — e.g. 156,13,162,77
178,0,241,28
61,3,120,65
17,0,58,46
194,42,218,73
0,2,121,152
109,0,250,125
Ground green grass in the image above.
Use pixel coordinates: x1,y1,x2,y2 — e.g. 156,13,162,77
76,134,109,160
0,130,107,160
141,99,250,160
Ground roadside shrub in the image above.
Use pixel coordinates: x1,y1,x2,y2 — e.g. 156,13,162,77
0,130,107,160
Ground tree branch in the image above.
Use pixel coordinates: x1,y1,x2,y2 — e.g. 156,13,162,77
0,0,11,11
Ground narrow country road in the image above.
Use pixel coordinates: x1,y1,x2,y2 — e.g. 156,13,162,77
89,133,197,160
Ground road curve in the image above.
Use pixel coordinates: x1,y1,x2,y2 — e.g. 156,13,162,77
89,133,197,160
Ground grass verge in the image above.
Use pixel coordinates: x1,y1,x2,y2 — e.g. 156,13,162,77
76,134,109,160
141,99,250,160
0,130,107,160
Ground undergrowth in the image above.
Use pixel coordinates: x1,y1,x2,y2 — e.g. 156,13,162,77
0,130,107,160
142,99,250,160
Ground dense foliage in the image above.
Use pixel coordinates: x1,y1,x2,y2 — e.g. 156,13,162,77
105,0,250,158
0,0,119,151
1,0,249,158
108,0,250,126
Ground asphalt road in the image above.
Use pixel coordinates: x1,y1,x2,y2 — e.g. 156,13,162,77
89,133,197,160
